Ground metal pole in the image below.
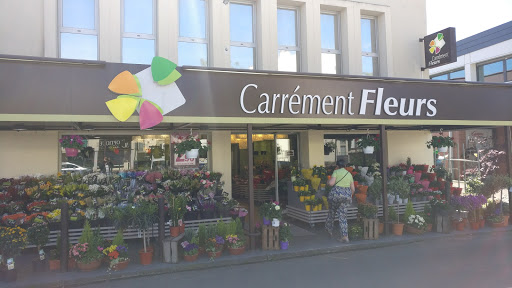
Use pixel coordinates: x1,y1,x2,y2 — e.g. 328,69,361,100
158,197,165,262
463,143,466,192
274,132,279,202
379,125,389,235
60,202,69,272
248,124,255,250
505,126,512,223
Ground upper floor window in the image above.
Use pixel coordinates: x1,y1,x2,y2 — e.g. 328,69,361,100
122,0,156,64
277,8,300,72
431,69,465,81
178,0,208,66
361,17,378,76
230,3,256,69
477,57,512,83
59,0,98,60
321,13,341,74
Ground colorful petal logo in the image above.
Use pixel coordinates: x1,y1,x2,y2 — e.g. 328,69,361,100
429,33,445,55
106,57,186,130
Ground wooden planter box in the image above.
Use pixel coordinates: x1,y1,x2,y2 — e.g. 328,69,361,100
262,225,279,250
435,215,451,233
363,218,379,240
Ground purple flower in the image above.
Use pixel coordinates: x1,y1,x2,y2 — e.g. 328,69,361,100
183,243,198,252
215,236,225,245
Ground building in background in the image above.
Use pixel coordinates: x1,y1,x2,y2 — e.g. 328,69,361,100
430,20,512,178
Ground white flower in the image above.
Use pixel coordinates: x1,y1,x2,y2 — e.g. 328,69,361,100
275,206,280,210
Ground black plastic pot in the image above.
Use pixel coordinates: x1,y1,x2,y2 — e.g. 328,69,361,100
32,258,48,273
4,269,17,282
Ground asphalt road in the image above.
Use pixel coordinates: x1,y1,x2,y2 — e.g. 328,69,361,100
81,230,512,288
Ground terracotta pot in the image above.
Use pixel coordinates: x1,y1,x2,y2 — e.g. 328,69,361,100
355,193,367,204
426,223,432,232
3,269,16,282
353,181,359,187
77,259,102,272
65,147,79,157
456,221,465,231
503,215,509,226
392,223,404,236
49,259,60,271
479,219,485,229
184,253,199,262
139,250,153,265
358,185,369,194
207,250,222,258
228,246,246,255
68,258,77,270
378,222,384,234
170,226,180,237
198,247,205,255
406,225,424,235
470,221,480,230
112,259,130,271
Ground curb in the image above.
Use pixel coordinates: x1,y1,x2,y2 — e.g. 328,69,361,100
16,226,512,288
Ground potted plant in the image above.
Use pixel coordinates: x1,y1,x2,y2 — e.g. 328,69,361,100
324,141,336,155
348,223,363,240
279,222,292,250
358,203,378,219
406,214,427,234
103,230,130,271
368,177,382,205
168,194,186,237
426,134,454,152
0,226,27,282
181,240,199,262
172,134,209,159
129,199,158,265
59,135,85,157
226,234,246,255
388,206,404,236
70,221,104,272
389,177,409,204
356,134,380,154
27,222,50,272
259,201,282,226
206,236,225,258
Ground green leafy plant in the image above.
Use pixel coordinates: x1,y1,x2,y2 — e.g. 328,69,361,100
217,220,228,238
388,177,410,199
168,194,186,226
368,177,382,201
129,200,158,253
27,222,50,251
482,174,512,198
388,206,398,223
197,224,207,249
404,202,416,221
358,203,378,219
279,222,292,242
348,223,363,240
59,135,85,149
324,141,336,154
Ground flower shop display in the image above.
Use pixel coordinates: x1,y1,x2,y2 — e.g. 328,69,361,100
59,135,85,157
172,134,209,158
279,222,292,250
356,134,380,154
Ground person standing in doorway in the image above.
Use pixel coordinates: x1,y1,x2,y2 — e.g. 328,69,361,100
325,159,355,243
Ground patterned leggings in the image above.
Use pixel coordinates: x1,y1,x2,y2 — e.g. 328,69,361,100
325,186,352,237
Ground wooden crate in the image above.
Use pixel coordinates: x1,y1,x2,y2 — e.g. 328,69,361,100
435,215,451,233
262,225,279,250
363,218,379,240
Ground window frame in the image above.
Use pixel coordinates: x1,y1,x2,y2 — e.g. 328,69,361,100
121,0,157,63
361,16,379,76
430,68,465,81
178,0,210,66
477,57,512,83
320,11,342,74
229,1,257,69
277,6,301,72
58,0,99,59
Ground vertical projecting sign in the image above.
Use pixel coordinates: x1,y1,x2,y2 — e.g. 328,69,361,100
421,27,457,70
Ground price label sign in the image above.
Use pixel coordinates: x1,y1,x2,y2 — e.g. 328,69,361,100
7,258,14,270
39,249,45,260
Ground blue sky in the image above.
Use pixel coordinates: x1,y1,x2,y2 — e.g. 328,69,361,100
427,0,512,40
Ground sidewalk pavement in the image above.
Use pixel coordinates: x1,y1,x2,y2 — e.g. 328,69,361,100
6,224,512,288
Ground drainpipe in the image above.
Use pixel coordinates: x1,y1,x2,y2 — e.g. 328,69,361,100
248,124,255,249
380,125,389,235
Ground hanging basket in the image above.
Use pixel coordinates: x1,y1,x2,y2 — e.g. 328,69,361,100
362,146,374,154
185,149,199,159
438,146,448,153
65,148,79,157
